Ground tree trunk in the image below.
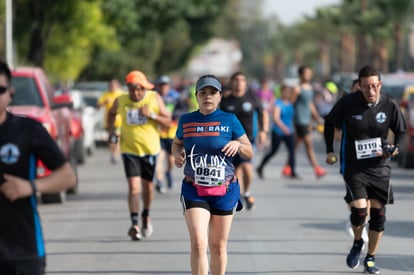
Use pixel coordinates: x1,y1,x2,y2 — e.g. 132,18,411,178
356,0,368,70
28,27,44,67
379,39,389,73
26,0,54,68
320,38,330,79
341,33,355,72
394,23,403,71
273,53,285,82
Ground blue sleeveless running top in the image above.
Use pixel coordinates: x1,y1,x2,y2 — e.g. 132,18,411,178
294,87,313,125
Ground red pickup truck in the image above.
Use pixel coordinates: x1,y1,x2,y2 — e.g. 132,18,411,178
8,67,81,203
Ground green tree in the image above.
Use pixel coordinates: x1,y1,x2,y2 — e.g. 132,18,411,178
376,0,414,71
11,0,227,81
45,1,118,81
295,6,342,79
80,0,227,80
13,0,118,81
209,0,278,79
0,2,5,58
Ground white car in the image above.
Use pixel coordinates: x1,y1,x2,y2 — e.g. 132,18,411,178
70,90,106,158
78,90,108,145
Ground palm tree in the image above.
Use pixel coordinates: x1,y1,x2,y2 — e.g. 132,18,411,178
376,0,414,71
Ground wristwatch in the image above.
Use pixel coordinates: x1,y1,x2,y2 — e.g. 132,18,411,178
149,112,157,120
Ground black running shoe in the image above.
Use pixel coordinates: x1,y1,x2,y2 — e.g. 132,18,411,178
346,239,364,269
256,167,264,179
244,196,256,210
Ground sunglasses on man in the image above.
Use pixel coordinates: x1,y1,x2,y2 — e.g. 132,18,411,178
126,83,144,92
0,86,9,94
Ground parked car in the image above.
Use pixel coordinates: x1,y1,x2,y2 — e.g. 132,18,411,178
381,73,414,103
54,88,87,164
81,91,108,145
70,106,86,164
9,67,80,203
71,83,108,144
72,81,109,93
398,99,414,168
400,85,414,109
69,89,102,156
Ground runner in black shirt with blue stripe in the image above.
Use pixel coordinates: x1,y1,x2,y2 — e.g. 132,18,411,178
220,72,268,210
0,60,76,275
324,65,406,274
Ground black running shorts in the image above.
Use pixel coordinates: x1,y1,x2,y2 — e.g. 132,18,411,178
160,138,173,154
294,124,310,138
0,258,45,275
122,153,157,181
343,167,393,205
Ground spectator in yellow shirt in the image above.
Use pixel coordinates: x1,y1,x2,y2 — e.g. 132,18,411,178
97,79,125,164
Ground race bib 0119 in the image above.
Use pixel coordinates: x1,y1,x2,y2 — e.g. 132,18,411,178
355,137,382,159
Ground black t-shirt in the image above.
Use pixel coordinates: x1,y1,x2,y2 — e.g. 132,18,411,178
324,92,406,176
0,113,67,261
220,91,263,141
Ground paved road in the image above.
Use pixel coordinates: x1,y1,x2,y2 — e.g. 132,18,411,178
40,135,414,275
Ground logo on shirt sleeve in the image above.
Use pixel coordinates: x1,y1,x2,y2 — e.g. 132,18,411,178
351,115,363,120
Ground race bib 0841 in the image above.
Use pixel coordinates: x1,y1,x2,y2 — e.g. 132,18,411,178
194,165,225,186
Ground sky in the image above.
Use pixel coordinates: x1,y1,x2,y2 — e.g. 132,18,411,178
262,0,341,25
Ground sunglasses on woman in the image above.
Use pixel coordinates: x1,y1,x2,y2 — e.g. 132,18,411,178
0,86,9,94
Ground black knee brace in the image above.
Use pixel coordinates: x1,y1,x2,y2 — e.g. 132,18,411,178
350,207,367,227
369,207,386,232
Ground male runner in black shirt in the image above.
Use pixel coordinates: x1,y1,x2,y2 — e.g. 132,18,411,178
220,72,268,210
0,60,76,275
324,65,406,274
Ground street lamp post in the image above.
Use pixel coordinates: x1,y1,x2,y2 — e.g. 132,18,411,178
5,0,13,68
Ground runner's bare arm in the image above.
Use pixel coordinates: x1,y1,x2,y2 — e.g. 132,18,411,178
172,137,185,168
107,98,119,136
151,93,172,128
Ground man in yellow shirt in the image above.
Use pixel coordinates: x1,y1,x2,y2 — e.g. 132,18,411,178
107,71,171,240
97,79,125,164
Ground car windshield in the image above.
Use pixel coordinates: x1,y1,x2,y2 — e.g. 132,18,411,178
10,76,44,107
73,82,108,92
381,84,405,100
83,96,98,107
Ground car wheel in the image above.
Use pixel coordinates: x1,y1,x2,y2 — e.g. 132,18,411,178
67,146,79,194
75,135,86,164
86,139,96,156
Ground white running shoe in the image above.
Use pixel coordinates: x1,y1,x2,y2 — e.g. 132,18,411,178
345,219,369,250
345,219,354,238
362,224,369,244
142,216,153,238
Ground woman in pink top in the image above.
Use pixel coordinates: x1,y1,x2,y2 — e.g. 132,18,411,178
255,78,274,113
